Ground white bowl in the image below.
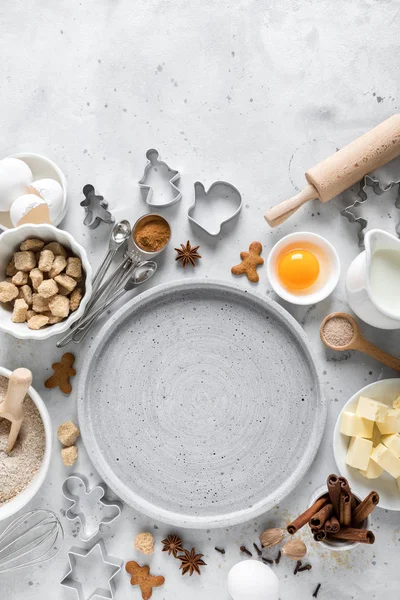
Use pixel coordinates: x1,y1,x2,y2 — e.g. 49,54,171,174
0,223,92,340
309,485,370,551
333,378,400,511
0,366,52,522
267,232,340,305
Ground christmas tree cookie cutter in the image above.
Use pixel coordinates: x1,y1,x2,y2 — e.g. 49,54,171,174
62,473,122,542
60,540,122,600
188,180,242,236
81,184,114,229
138,148,182,207
341,174,400,247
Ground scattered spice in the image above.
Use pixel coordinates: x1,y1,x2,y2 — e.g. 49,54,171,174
240,545,252,557
262,557,274,565
174,240,201,268
178,548,206,576
253,542,262,556
322,316,354,347
275,550,281,564
134,217,171,252
312,583,321,598
294,560,302,575
161,534,183,558
214,547,225,555
298,564,312,572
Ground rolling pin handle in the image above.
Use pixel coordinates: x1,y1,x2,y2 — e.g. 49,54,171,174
264,184,318,228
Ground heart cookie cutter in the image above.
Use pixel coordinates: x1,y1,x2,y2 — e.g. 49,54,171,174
188,180,242,236
138,148,182,207
60,540,122,600
62,473,122,542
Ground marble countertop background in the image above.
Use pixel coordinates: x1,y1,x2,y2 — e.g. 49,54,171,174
0,1,400,598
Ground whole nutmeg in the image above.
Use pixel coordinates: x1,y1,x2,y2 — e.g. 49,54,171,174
134,532,155,555
282,538,307,560
260,528,285,548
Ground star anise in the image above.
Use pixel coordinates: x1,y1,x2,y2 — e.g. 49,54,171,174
174,240,201,268
178,548,207,576
161,534,183,558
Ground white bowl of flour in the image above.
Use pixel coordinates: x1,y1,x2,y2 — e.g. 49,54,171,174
0,366,52,521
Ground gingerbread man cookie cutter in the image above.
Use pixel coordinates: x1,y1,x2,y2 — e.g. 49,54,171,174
138,148,182,207
81,184,114,229
188,181,242,236
62,473,122,542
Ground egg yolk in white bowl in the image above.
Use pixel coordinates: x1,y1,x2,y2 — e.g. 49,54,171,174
277,248,320,291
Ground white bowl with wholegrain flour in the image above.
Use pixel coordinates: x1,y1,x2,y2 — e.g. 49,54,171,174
0,366,52,522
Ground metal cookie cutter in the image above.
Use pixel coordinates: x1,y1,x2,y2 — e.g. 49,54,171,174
341,174,400,247
81,184,114,229
62,474,122,542
188,180,242,236
60,540,122,600
138,148,182,207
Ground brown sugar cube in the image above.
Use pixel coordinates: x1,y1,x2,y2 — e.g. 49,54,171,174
43,242,68,257
14,251,36,272
26,309,36,320
134,532,155,555
57,421,80,447
20,238,45,252
30,268,44,290
5,258,17,277
57,283,70,296
61,445,78,466
27,314,49,330
11,271,29,286
66,257,82,280
38,250,54,273
18,285,33,306
54,274,77,294
48,294,70,318
43,311,63,324
69,287,83,312
49,255,67,278
38,279,58,299
11,298,29,323
0,281,19,303
32,293,50,313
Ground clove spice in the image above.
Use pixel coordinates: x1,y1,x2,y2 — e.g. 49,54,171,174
262,557,274,565
298,564,312,572
312,583,321,598
253,543,262,556
215,547,225,555
294,560,302,575
240,545,252,557
275,550,281,564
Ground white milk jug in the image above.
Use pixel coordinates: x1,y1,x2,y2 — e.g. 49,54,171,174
346,229,400,329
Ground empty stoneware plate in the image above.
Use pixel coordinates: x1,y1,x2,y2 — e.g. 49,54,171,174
78,280,325,528
188,181,242,236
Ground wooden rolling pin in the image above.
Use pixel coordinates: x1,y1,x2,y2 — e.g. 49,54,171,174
265,114,400,227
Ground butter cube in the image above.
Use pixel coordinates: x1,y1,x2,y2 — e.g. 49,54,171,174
346,437,373,471
356,396,388,423
340,411,373,438
371,443,400,478
377,409,400,434
360,458,384,479
372,424,382,448
382,434,400,458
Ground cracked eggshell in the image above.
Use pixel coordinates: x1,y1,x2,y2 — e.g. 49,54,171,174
0,158,33,211
9,194,48,227
227,560,279,600
31,178,63,222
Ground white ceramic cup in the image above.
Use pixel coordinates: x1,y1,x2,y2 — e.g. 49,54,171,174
0,366,52,522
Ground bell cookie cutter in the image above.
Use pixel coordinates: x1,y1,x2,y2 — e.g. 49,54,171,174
138,148,182,207
60,539,122,600
62,473,122,542
188,180,242,236
341,174,400,247
81,184,114,229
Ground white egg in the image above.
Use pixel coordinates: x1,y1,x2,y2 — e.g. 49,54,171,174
0,158,33,211
10,194,48,227
228,560,280,600
31,178,64,222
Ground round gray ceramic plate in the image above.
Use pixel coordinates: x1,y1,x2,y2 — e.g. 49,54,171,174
78,280,324,528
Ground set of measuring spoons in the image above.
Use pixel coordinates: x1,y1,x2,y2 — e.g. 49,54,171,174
57,214,170,348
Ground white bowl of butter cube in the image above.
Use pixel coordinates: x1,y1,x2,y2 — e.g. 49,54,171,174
334,379,400,511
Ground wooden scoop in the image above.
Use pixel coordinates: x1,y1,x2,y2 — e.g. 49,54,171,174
320,312,400,372
0,368,33,452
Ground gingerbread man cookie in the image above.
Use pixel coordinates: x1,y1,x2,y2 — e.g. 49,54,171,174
231,241,264,283
44,352,76,394
126,561,165,600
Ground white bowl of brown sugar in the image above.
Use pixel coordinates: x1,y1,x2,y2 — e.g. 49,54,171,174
0,366,52,521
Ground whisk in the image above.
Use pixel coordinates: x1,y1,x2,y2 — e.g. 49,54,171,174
0,509,64,573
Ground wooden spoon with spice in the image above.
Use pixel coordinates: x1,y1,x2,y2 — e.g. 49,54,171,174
320,312,400,372
0,368,32,452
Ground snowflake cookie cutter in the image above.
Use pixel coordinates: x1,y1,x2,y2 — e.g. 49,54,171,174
188,180,242,236
81,184,114,229
138,148,182,207
62,473,122,542
60,540,122,600
341,174,400,247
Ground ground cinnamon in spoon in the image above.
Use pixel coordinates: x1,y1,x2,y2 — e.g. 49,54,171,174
323,316,354,347
134,218,170,252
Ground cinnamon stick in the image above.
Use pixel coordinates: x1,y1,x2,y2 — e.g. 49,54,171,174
327,515,340,533
338,476,357,510
339,492,351,527
352,491,379,525
327,474,341,516
328,527,375,544
310,503,333,529
287,494,329,534
313,530,326,542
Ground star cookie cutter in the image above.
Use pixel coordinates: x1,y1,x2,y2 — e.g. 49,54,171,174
81,184,114,229
60,540,122,600
138,148,182,207
62,473,122,542
341,174,400,247
188,180,242,236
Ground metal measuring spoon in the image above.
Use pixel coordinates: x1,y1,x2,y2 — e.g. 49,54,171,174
90,220,131,299
320,312,400,372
